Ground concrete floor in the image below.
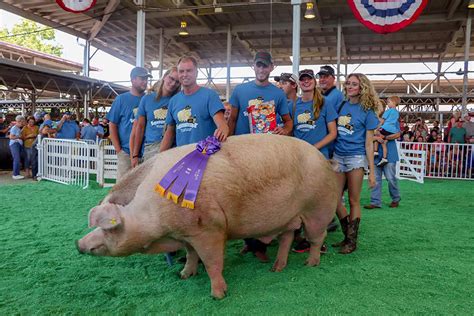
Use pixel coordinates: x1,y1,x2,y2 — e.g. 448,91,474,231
0,170,38,185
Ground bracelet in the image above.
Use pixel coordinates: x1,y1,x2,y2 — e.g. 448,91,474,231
132,155,139,158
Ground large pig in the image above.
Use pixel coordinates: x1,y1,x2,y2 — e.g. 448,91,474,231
77,134,339,299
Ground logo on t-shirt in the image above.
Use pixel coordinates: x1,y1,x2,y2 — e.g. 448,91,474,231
130,107,139,123
177,105,198,131
247,98,276,134
296,110,316,131
337,114,354,135
151,107,167,127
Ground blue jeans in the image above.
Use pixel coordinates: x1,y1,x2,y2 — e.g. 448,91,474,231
9,142,22,176
370,162,401,207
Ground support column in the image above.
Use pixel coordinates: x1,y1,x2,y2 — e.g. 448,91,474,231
462,10,472,115
83,40,90,77
136,0,145,67
226,25,232,101
291,0,301,75
436,58,442,120
337,18,342,89
159,28,164,78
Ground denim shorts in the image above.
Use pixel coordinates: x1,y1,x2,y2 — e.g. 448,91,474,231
333,153,368,173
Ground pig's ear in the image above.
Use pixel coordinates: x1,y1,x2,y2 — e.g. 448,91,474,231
88,203,123,230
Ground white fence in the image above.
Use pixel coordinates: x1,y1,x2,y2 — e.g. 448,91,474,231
37,137,118,188
396,144,426,183
37,138,91,189
398,141,474,180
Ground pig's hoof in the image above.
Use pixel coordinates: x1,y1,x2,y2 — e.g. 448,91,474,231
180,268,198,279
270,260,287,272
304,257,321,267
211,287,227,300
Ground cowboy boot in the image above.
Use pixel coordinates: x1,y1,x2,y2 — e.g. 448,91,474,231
332,215,350,247
339,218,360,254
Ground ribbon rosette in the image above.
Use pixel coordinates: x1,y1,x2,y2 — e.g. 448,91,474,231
155,136,221,209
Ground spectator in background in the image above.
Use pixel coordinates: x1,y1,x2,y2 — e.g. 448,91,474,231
430,120,440,134
462,114,474,144
445,112,461,142
80,118,98,141
412,117,428,139
0,114,11,137
100,118,110,139
449,119,467,144
92,117,104,139
427,129,438,143
9,115,26,180
401,125,413,142
56,111,80,139
21,116,39,178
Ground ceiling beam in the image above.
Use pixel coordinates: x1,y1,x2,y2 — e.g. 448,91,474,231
88,0,120,41
447,0,462,20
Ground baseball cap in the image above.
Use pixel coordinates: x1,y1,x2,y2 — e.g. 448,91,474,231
299,69,315,80
317,65,335,77
274,73,298,84
130,66,152,79
254,51,273,66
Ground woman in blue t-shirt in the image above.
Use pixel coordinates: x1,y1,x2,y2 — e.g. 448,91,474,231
332,73,380,254
131,67,181,167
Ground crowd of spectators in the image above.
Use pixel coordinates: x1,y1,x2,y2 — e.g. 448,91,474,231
0,111,110,180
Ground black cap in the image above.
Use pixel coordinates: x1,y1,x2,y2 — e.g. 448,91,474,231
317,65,335,77
130,67,152,79
254,51,273,66
298,69,315,80
274,73,298,84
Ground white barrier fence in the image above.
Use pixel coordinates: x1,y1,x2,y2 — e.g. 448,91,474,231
398,141,474,180
396,144,426,183
37,138,91,189
37,137,118,188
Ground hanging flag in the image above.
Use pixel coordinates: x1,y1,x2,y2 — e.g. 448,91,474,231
347,0,428,34
56,0,97,13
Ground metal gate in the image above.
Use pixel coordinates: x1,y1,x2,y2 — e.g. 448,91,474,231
396,142,426,183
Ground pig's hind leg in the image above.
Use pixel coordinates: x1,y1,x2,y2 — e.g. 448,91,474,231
187,231,228,299
271,230,294,272
302,215,327,267
180,243,200,279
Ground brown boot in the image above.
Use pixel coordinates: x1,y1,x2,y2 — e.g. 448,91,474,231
332,215,350,247
339,218,360,254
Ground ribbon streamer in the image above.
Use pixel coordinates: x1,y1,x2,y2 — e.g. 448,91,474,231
155,136,221,209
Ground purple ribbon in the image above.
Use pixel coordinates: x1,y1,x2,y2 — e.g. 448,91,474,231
155,136,221,209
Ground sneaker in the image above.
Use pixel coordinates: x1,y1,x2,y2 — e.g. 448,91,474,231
12,175,25,180
292,239,310,253
376,158,388,167
374,151,379,157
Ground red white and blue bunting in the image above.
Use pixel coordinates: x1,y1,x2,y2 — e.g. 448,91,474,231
347,0,428,34
56,0,97,13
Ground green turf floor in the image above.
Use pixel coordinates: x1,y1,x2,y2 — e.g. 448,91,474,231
1,179,473,314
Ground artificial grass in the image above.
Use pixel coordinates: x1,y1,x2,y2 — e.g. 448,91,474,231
0,179,473,314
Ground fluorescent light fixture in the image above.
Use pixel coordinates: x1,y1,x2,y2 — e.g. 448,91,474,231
151,61,160,68
469,0,474,9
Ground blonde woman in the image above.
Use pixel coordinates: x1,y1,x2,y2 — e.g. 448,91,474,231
131,67,181,167
332,73,379,254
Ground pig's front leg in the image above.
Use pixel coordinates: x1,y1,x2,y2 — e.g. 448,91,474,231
188,231,227,299
180,243,199,279
271,229,294,272
303,217,327,266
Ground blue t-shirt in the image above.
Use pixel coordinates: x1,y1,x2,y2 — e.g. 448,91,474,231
9,125,23,146
293,97,338,159
335,101,379,156
106,91,143,154
56,120,79,139
229,81,289,135
94,125,104,136
165,87,224,147
381,108,400,134
137,92,171,145
375,140,400,164
277,99,295,127
81,125,97,141
323,86,344,113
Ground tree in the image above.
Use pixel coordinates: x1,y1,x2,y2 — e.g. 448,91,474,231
0,19,63,56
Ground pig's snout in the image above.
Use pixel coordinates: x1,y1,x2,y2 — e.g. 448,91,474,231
76,240,85,254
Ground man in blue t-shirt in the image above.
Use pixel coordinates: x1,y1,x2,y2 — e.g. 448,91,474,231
364,131,401,209
274,72,298,120
56,111,80,140
317,65,344,160
228,51,293,137
80,118,98,141
160,56,228,150
107,66,151,180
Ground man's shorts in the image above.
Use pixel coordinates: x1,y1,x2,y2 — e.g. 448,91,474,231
333,153,368,173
